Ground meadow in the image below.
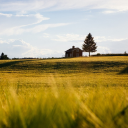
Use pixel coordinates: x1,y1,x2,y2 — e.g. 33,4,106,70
0,56,128,128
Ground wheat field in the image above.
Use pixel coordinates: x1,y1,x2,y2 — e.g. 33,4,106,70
0,56,128,128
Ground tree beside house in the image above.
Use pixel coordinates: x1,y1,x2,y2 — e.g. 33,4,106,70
82,33,97,56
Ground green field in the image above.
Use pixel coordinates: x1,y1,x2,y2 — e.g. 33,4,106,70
0,56,128,128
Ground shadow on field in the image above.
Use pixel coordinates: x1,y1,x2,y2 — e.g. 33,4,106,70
48,61,127,74
0,59,127,74
0,60,34,68
119,66,128,74
82,61,126,70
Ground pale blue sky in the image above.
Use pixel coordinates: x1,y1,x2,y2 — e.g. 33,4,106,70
0,0,128,58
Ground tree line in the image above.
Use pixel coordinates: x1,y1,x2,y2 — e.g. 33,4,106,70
0,52,9,60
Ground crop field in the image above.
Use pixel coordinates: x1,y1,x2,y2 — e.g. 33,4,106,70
0,56,128,128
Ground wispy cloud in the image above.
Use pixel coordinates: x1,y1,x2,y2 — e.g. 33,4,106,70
95,36,128,42
29,23,70,33
0,0,128,13
97,46,111,54
53,34,128,43
16,13,50,28
102,10,121,14
0,40,7,44
0,12,70,35
0,23,70,35
43,33,50,38
0,13,49,34
97,39,128,54
52,34,85,43
0,12,12,17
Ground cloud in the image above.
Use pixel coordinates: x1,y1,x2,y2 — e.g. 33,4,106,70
27,13,50,25
0,12,69,36
0,12,12,17
97,46,111,54
0,13,49,30
0,11,70,35
15,14,29,17
43,33,50,38
102,10,119,14
0,40,7,44
95,36,128,42
53,34,128,43
0,39,63,58
0,23,69,35
97,39,128,54
14,13,50,28
29,23,70,33
93,39,128,54
22,47,63,58
53,34,85,43
0,0,128,13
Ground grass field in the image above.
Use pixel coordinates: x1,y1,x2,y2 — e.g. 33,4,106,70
0,56,128,128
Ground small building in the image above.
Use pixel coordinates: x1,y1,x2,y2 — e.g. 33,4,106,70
65,46,83,57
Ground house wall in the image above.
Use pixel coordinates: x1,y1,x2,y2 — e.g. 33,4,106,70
65,52,71,57
79,51,82,57
72,50,82,57
65,50,82,57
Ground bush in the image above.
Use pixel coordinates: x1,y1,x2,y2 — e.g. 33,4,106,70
97,53,101,56
0,52,9,60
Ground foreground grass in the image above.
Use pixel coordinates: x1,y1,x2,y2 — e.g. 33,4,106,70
0,84,128,128
0,56,128,128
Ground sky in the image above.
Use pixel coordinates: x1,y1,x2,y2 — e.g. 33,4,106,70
0,0,128,58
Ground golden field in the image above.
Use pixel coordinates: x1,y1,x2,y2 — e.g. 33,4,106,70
0,56,128,128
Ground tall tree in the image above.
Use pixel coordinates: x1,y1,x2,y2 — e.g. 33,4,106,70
82,33,97,56
1,52,4,59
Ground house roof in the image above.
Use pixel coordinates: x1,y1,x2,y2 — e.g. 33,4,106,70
65,47,83,52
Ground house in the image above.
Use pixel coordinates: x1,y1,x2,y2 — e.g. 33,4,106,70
65,46,83,57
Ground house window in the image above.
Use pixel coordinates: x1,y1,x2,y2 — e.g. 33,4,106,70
66,54,68,57
70,53,72,57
